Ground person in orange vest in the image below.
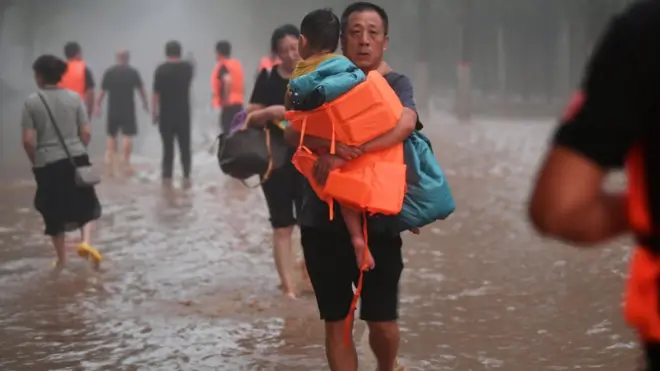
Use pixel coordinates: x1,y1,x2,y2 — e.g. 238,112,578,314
59,42,95,117
210,41,244,134
257,51,280,76
529,1,660,369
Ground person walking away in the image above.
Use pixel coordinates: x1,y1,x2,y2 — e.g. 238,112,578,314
528,2,660,370
211,41,244,134
152,41,194,188
95,49,148,175
58,42,95,117
244,24,304,299
283,3,420,370
23,55,103,269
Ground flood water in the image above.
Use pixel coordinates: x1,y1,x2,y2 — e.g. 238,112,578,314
0,113,638,370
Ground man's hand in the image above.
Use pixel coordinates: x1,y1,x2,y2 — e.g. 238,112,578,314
313,154,345,185
93,105,102,118
335,143,362,161
152,114,159,126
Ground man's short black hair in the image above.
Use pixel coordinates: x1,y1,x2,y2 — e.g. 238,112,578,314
340,2,389,36
165,40,182,58
215,41,231,57
300,8,340,52
270,24,300,54
64,42,81,59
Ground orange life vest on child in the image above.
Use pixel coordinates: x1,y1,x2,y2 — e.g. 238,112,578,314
58,60,87,99
286,71,406,345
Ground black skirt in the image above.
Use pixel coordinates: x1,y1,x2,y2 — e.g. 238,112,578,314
33,155,102,236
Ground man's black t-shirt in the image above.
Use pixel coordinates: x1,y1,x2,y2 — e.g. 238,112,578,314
101,65,142,119
249,65,289,137
553,1,660,225
153,61,193,123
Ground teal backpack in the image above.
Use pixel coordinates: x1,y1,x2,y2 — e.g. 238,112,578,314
398,131,455,231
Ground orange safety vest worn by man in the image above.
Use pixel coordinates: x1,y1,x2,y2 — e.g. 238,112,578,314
529,1,660,369
58,42,95,116
211,40,244,134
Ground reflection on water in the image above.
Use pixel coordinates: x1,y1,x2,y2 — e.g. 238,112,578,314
0,115,637,370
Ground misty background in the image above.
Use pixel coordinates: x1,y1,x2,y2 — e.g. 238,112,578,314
0,0,634,176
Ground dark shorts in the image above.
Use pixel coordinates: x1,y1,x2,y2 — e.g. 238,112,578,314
645,342,660,371
220,104,243,134
260,160,303,229
107,114,137,137
301,227,403,322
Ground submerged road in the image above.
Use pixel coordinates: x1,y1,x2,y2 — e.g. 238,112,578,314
0,114,637,370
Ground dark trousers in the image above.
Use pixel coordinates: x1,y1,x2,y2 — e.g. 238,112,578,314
645,342,660,371
159,121,191,179
220,104,243,134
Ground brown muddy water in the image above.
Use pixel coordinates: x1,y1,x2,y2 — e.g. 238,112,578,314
0,113,638,370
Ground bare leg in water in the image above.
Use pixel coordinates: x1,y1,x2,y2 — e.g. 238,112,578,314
340,206,375,270
273,226,296,299
52,233,66,269
121,135,134,175
77,221,102,268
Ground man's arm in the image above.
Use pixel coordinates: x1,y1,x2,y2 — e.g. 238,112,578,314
284,73,418,152
135,70,148,111
84,68,95,117
20,103,36,164
94,70,108,116
76,97,91,146
529,6,656,245
218,65,230,106
152,67,161,124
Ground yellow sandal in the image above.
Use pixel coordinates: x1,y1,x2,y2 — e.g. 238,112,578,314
76,242,103,264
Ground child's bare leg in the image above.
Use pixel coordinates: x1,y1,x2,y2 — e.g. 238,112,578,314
340,206,375,270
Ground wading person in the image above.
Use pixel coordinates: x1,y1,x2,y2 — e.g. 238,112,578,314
528,1,660,370
59,42,95,117
95,49,149,175
23,55,102,269
245,24,304,299
152,40,194,187
284,3,421,370
211,41,245,134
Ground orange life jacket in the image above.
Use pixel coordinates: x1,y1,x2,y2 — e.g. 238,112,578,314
624,144,660,342
258,56,280,73
286,71,406,346
211,58,244,108
58,60,87,98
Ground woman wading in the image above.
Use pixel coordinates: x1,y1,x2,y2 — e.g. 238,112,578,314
22,55,103,269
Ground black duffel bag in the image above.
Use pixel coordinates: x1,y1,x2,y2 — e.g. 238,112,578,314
217,126,288,186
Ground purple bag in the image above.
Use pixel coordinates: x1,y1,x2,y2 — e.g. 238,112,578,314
229,109,248,135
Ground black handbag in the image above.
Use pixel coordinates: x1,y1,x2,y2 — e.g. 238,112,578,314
217,124,288,187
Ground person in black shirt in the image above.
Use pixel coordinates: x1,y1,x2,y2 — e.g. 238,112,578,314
529,1,660,369
96,49,148,174
245,24,303,299
152,40,194,187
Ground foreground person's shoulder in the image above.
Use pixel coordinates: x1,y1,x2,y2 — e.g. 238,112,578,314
617,0,660,33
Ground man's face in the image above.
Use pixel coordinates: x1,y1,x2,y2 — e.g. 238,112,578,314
341,10,388,72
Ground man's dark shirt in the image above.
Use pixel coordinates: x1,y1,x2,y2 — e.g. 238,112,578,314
298,72,421,235
153,61,194,123
553,1,660,225
101,64,142,119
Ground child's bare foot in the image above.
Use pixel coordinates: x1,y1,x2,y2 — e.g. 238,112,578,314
352,236,375,270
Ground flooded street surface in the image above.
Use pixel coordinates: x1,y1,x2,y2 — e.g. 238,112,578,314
0,115,637,370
